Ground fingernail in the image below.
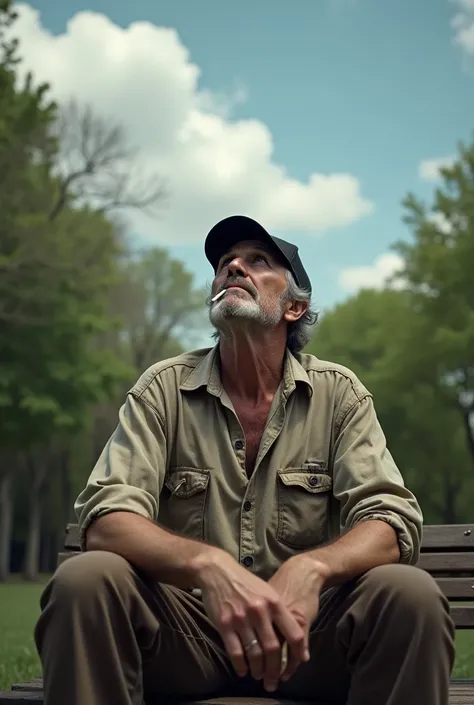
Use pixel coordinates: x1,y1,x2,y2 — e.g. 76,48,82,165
266,684,277,692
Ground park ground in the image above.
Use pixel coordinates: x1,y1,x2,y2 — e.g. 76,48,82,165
0,581,473,692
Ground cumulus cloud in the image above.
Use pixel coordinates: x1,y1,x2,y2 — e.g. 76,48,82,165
10,4,373,244
418,156,455,181
338,253,405,294
451,0,474,55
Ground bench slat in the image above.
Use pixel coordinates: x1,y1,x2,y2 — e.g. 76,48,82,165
421,525,474,551
450,605,474,628
417,552,474,572
435,577,474,599
3,684,474,705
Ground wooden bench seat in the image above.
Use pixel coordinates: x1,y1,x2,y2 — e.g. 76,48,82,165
1,522,473,704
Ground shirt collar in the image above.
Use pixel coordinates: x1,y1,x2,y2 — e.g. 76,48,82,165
180,345,313,398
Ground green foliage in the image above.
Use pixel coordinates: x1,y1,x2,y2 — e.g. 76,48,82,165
394,138,474,459
116,246,207,373
0,208,132,448
0,10,132,450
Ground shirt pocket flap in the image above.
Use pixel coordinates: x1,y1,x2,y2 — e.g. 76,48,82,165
278,470,332,494
165,468,210,498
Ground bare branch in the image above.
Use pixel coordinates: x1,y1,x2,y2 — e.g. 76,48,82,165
49,99,167,221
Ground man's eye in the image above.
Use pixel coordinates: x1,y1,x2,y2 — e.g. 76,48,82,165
253,254,268,264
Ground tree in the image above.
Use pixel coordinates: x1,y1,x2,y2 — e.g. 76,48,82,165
394,138,474,466
306,288,474,523
118,248,208,372
88,246,208,472
0,0,58,580
0,207,132,579
0,1,171,579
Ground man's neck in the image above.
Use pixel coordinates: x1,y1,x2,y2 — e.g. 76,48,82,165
218,332,287,404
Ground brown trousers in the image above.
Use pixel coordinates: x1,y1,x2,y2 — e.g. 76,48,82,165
35,551,455,705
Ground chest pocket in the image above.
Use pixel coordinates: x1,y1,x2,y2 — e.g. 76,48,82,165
277,468,332,549
161,468,210,541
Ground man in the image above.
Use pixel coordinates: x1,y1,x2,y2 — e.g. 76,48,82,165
35,215,455,705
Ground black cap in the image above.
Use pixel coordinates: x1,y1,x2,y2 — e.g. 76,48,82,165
204,215,311,294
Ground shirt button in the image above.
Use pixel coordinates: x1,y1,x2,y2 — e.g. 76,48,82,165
234,439,244,450
309,475,319,486
243,500,252,511
242,556,253,567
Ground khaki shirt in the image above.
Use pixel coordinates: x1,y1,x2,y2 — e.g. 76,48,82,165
75,346,423,580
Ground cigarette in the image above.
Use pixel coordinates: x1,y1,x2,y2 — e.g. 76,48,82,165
280,641,288,675
211,289,226,303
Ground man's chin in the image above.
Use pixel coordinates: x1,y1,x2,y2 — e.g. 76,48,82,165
210,304,263,330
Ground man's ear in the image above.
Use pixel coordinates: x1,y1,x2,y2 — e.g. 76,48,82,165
283,299,308,323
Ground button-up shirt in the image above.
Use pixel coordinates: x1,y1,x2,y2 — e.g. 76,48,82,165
75,346,423,580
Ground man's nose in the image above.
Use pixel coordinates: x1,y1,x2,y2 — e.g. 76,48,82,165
226,257,248,278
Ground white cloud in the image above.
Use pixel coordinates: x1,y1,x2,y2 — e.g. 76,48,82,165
11,4,373,244
418,156,455,181
338,253,405,294
451,0,474,55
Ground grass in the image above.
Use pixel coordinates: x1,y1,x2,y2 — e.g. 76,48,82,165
0,580,47,692
0,581,473,692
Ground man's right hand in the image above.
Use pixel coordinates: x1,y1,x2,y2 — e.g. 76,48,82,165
192,549,308,692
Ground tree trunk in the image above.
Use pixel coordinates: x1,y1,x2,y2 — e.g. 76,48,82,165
460,408,474,467
24,488,41,581
60,447,73,523
0,472,12,582
23,452,49,582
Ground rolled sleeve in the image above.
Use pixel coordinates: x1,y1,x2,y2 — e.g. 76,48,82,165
332,394,423,565
74,393,167,550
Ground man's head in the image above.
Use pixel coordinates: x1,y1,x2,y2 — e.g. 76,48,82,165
205,215,318,353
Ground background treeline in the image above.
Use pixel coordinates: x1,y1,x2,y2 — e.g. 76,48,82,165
1,0,473,581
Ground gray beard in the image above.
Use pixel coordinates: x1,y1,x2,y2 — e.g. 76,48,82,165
209,293,284,332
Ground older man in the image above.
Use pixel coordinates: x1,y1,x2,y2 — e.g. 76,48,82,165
35,215,454,705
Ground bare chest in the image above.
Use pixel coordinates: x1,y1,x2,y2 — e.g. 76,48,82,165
233,404,271,477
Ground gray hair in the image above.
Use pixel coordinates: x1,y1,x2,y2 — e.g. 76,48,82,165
208,270,319,353
283,271,319,353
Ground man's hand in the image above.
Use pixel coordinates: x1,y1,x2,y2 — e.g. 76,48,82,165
269,553,329,682
192,550,308,692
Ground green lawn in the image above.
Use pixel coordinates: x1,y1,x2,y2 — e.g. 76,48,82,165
0,581,473,692
0,581,47,692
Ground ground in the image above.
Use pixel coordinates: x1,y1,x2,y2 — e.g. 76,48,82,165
0,581,473,691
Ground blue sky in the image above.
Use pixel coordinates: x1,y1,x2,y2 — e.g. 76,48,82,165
19,0,474,318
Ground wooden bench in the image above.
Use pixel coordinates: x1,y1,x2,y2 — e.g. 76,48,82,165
1,523,474,704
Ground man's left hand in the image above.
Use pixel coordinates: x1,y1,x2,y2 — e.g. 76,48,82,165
268,553,329,682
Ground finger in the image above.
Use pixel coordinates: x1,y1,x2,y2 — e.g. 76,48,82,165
273,608,307,680
220,628,247,678
280,620,309,682
238,629,263,681
254,614,282,692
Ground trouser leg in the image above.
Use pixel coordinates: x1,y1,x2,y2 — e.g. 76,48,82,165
279,563,455,705
34,550,233,705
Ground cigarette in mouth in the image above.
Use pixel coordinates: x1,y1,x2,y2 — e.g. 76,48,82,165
211,289,226,303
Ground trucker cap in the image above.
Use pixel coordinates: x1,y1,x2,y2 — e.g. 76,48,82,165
204,215,312,294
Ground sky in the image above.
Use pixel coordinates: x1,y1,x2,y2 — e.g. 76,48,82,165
10,0,474,325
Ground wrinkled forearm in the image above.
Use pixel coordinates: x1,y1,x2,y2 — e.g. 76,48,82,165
303,519,400,588
85,510,224,589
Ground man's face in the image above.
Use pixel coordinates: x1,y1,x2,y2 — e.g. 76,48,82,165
209,240,290,331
